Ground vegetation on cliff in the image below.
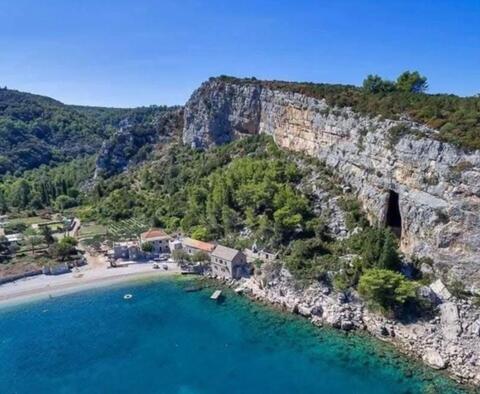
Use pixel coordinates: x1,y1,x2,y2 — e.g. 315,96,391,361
217,74,480,150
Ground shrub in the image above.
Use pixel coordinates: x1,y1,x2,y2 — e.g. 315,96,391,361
362,74,396,94
285,238,332,281
192,250,210,263
172,250,190,264
387,124,412,148
337,197,369,231
190,226,210,241
50,236,78,261
346,227,401,271
395,71,428,93
141,241,154,252
448,279,469,299
358,269,419,316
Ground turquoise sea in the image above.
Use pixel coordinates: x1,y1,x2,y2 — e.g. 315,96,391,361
0,278,467,394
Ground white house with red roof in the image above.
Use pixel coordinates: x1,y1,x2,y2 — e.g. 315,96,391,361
182,237,215,256
140,228,172,254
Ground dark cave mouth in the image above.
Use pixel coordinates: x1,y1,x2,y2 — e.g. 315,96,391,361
385,190,402,237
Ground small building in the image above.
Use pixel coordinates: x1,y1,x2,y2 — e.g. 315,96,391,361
42,262,70,276
140,228,171,254
5,233,23,243
113,241,142,260
244,247,278,264
182,237,215,256
168,239,183,252
210,245,249,280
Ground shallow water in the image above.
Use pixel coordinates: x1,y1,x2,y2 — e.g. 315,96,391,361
0,278,466,394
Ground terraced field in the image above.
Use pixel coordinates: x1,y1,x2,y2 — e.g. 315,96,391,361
107,218,150,240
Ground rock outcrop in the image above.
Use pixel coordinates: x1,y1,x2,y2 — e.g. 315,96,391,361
95,108,183,177
184,78,480,291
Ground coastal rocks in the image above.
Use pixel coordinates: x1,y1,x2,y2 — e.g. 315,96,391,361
310,305,323,317
429,279,452,302
380,325,390,337
232,267,480,386
340,320,354,331
423,349,448,370
183,78,480,291
297,304,312,317
440,302,462,341
418,285,440,305
471,320,480,337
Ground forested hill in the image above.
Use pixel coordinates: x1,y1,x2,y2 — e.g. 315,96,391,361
0,87,174,177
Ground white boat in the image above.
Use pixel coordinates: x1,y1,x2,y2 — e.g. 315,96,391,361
210,290,222,300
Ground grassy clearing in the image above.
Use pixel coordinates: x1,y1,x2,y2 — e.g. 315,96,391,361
8,216,52,226
78,222,108,239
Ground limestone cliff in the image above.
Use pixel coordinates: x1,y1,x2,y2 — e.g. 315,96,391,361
183,78,480,291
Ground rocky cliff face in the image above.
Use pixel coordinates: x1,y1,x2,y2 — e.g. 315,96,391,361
96,108,183,177
184,79,480,291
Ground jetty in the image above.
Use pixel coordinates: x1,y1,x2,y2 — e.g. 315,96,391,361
210,290,222,300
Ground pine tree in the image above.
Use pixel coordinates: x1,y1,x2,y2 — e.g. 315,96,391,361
378,230,401,271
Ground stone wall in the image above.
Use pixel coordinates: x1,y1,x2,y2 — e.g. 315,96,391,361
183,79,480,291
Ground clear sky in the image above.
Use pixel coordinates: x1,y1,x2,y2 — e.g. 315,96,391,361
1,0,479,107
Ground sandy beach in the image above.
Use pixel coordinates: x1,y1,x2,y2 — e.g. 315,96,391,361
0,255,181,308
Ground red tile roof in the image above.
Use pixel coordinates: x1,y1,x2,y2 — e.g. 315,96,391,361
183,237,215,253
141,228,170,240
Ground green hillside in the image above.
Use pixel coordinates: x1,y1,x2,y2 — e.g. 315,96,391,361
0,88,175,176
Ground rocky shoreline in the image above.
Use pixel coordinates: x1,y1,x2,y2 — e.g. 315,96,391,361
211,268,480,388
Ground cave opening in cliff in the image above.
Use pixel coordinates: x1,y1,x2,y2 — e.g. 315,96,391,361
385,190,402,238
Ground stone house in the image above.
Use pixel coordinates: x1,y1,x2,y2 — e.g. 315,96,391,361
210,245,249,280
244,246,278,264
140,228,171,254
182,237,215,256
113,241,142,260
42,262,70,275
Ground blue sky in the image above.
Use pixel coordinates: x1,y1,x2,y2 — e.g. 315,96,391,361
1,0,479,107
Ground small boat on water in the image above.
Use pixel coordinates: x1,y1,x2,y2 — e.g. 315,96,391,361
210,290,223,301
181,270,197,275
123,294,133,300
